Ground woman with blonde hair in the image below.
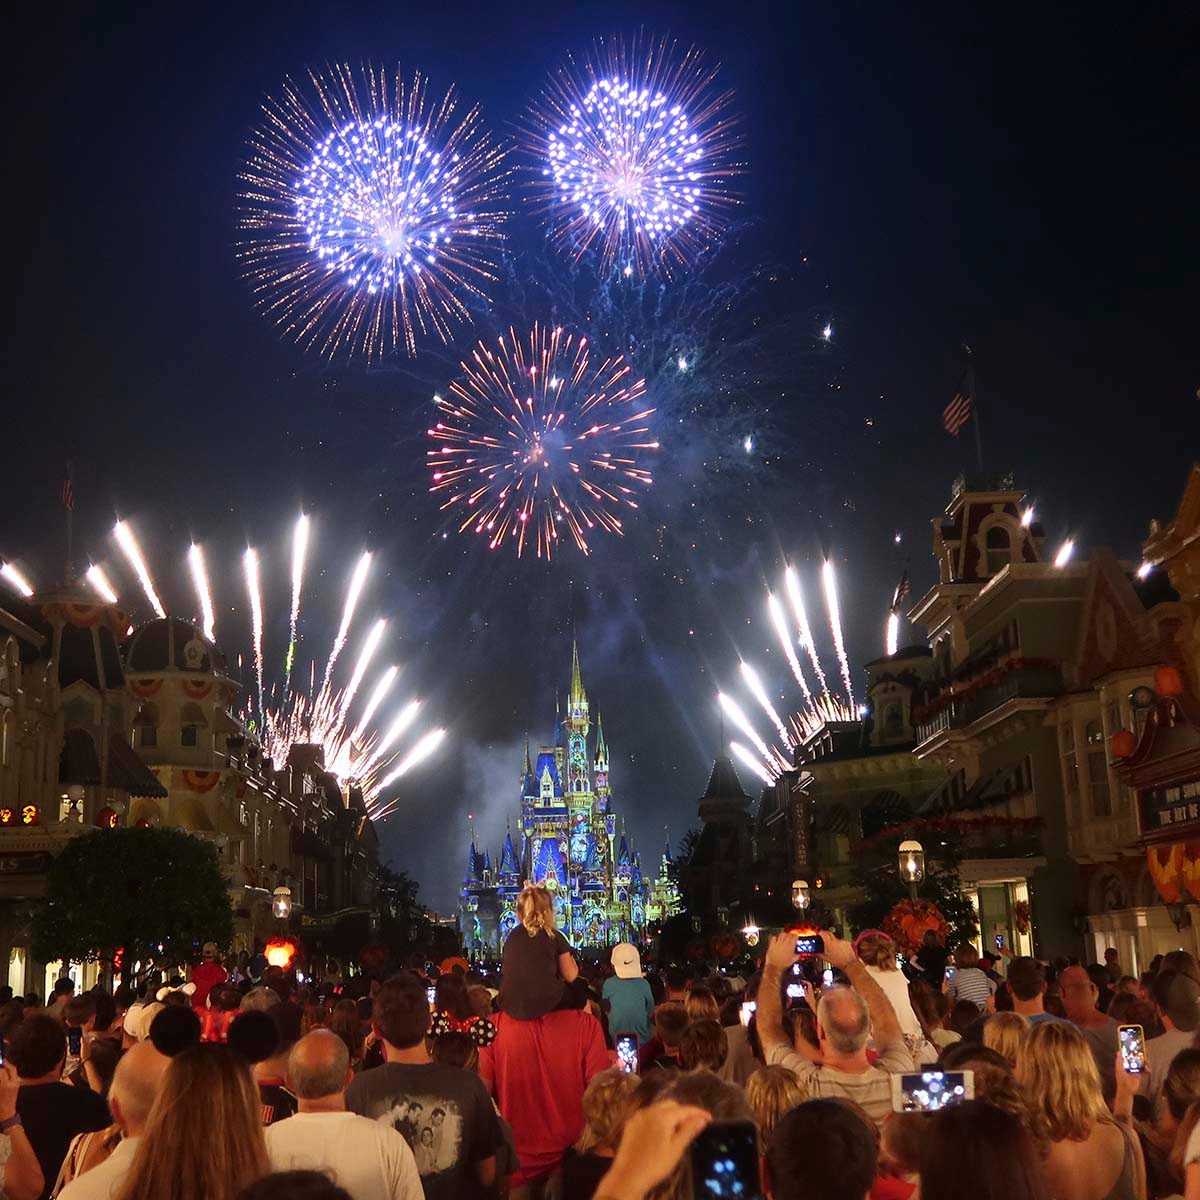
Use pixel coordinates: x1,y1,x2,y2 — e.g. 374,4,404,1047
745,1064,808,1151
498,882,579,1020
853,929,924,1043
683,985,720,1024
982,1010,1031,1070
559,1068,641,1198
1016,1020,1144,1200
115,1043,268,1200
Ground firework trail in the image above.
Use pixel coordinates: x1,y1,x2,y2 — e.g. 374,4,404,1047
188,545,217,642
427,323,658,559
238,64,509,360
243,549,266,715
338,618,387,724
718,692,777,766
323,551,373,693
885,610,900,657
0,563,33,597
821,560,855,708
374,728,447,809
285,514,310,686
114,521,166,618
528,35,740,275
352,665,398,744
1055,539,1075,567
739,661,792,748
363,699,421,773
767,592,811,700
729,740,772,786
85,565,119,604
785,566,828,699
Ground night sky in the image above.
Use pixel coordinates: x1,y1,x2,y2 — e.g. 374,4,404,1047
6,2,1197,913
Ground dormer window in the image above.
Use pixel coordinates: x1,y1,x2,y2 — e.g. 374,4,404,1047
985,526,1012,576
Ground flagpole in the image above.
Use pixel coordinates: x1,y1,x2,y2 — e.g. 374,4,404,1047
967,354,984,474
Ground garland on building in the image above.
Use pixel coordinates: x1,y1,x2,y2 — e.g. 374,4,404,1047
855,815,1043,854
912,656,1060,723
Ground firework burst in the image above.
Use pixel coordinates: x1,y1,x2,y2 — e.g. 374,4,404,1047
238,64,509,360
528,35,740,275
427,323,659,559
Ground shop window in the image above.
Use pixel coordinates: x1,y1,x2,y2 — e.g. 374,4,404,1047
139,725,157,748
181,725,198,748
985,526,1012,576
1086,720,1111,817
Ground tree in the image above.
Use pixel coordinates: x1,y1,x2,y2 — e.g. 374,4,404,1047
32,827,233,969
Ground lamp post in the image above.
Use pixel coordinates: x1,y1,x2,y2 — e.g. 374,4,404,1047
272,884,293,923
898,840,925,900
791,879,811,913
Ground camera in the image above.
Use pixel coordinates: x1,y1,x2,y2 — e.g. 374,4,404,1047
890,1070,973,1113
794,933,823,956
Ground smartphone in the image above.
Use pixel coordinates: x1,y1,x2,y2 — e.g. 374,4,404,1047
785,982,805,1000
945,966,956,982
890,1070,974,1113
1118,1024,1146,1074
426,986,436,1007
616,1034,638,1074
794,934,823,956
738,1000,756,1026
689,1118,763,1200
822,968,835,988
995,933,1005,951
67,1026,83,1056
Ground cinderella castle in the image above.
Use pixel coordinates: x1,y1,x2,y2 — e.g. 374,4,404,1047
460,644,681,957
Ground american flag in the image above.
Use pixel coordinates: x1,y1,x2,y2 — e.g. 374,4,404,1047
61,466,74,512
891,569,911,612
942,366,974,436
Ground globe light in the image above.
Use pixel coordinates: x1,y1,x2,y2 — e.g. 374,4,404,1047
898,840,925,886
272,884,293,920
742,922,760,947
791,880,811,911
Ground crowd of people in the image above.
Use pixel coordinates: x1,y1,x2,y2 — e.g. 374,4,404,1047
3,889,1200,1200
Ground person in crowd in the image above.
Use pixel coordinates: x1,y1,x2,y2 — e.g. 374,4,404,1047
202,987,244,1044
241,987,281,1013
765,1098,879,1200
1106,948,1124,985
257,1004,302,1125
148,1005,202,1059
1110,994,1163,1040
9,1013,110,1200
428,974,496,1048
56,1042,169,1200
602,944,655,1049
1114,1046,1200,1200
190,944,228,1011
912,930,949,991
62,995,97,1080
115,1043,269,1200
1162,953,1200,985
1089,964,1117,1015
585,1100,711,1200
853,931,924,1044
1147,971,1200,1103
937,1042,1032,1127
560,1069,639,1200
981,1009,1030,1069
636,970,688,1068
745,1065,807,1153
347,975,503,1200
1060,964,1120,1100
327,1000,365,1071
71,1037,122,1100
979,950,1004,983
227,1010,296,1126
1007,957,1070,1025
237,1171,352,1200
908,982,959,1057
917,1100,1049,1200
1112,975,1142,1001
946,943,997,1012
716,975,758,1087
1017,1019,1144,1200
497,884,579,1022
465,986,494,1021
0,1060,45,1200
643,1003,688,1072
683,986,719,1025
47,981,75,1022
758,930,913,1130
949,1000,982,1038
265,1029,422,1200
677,1020,727,1074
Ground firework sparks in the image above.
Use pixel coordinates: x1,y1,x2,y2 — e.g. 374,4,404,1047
885,610,900,657
1054,539,1075,567
821,560,855,708
352,665,398,744
114,521,166,618
187,545,217,642
528,35,740,275
85,565,119,604
338,618,387,725
718,692,778,767
374,728,447,807
427,323,658,559
238,64,509,360
324,551,373,692
0,562,34,597
285,514,310,685
768,592,811,701
740,661,792,748
784,566,828,698
1021,507,1035,528
729,740,772,785
1136,561,1154,580
243,548,265,716
363,699,421,773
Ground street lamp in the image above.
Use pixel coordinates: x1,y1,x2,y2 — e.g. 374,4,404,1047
272,884,293,921
898,840,925,899
791,880,811,912
742,922,760,947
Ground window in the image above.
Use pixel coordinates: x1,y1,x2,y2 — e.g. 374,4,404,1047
1086,720,1111,817
139,725,157,748
1060,722,1080,822
985,526,1012,576
181,725,198,748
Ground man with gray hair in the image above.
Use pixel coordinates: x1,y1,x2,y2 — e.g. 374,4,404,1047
758,928,913,1129
266,1029,422,1200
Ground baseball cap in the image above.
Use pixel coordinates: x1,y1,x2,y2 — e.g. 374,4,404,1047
611,943,642,980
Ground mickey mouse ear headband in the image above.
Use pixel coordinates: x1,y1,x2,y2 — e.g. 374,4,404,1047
155,982,197,1002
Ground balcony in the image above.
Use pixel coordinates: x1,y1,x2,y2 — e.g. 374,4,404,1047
915,663,1064,747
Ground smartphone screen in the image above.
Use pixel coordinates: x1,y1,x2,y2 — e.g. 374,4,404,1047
426,986,436,1007
891,1070,973,1112
945,966,956,981
1119,1024,1146,1074
785,982,805,1000
738,1001,756,1026
995,933,1005,950
689,1119,763,1200
67,1026,83,1056
616,1035,638,1074
794,934,823,956
822,968,835,988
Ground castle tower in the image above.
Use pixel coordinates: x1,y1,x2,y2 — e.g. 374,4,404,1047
593,712,610,812
564,639,590,800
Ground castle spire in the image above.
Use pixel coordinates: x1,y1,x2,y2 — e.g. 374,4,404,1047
524,736,532,777
569,638,586,709
595,711,607,760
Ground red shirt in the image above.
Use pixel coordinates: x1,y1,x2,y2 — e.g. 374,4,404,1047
480,1009,610,1186
190,961,227,1008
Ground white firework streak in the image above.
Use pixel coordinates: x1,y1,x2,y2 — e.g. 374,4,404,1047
0,563,34,597
785,566,829,699
767,592,811,701
718,692,775,764
729,740,773,785
114,521,166,618
285,513,310,686
886,610,900,657
243,548,265,715
363,699,421,774
338,618,387,725
188,545,217,642
740,661,793,748
323,551,372,693
85,565,119,604
352,666,398,744
373,728,447,812
821,560,855,708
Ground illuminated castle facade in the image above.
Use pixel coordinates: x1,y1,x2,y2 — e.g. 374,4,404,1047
461,644,680,956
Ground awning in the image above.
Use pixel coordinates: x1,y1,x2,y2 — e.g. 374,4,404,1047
60,728,102,786
107,735,167,798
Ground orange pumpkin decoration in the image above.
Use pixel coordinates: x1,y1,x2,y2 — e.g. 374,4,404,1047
1156,666,1186,698
1110,730,1137,759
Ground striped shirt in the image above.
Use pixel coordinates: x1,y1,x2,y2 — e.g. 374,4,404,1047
947,966,995,1011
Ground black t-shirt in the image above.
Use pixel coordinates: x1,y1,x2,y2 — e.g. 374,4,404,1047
258,1079,299,1125
346,1061,503,1200
915,944,949,986
499,927,571,1020
17,1080,110,1200
561,1148,615,1200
